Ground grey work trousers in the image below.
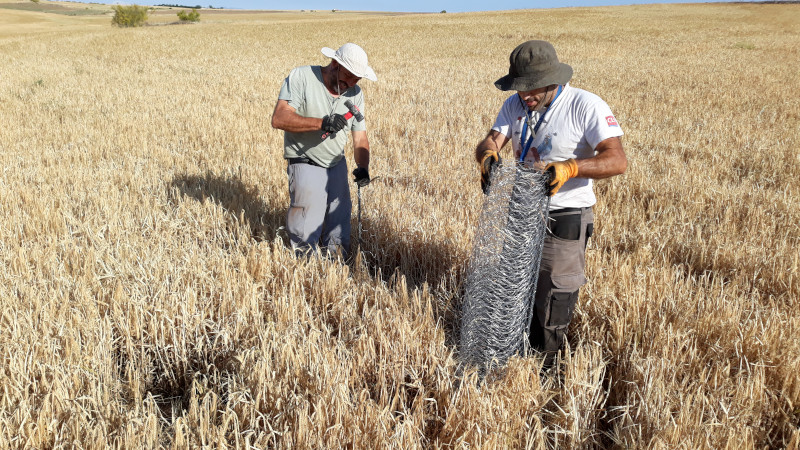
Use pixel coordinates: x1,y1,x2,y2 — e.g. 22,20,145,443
529,207,594,364
286,158,351,257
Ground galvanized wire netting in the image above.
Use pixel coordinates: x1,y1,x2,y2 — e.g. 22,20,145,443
459,162,550,371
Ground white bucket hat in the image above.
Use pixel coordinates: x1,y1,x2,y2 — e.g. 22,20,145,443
321,43,377,81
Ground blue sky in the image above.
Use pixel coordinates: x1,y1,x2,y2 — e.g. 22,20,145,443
133,0,750,13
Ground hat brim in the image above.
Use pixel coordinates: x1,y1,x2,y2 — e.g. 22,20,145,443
321,47,377,82
494,63,573,91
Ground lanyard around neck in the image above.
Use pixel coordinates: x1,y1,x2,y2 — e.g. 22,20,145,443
519,85,563,162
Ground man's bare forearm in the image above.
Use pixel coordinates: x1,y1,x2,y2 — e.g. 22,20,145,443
271,100,322,133
574,137,627,179
475,130,508,163
354,147,370,168
353,131,370,168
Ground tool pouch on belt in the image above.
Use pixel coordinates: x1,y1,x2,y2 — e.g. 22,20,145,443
535,208,594,331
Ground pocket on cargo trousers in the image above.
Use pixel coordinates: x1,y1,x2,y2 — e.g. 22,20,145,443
287,206,306,238
549,212,582,240
547,288,579,327
286,164,310,240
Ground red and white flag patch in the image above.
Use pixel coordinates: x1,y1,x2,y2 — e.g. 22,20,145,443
606,115,619,127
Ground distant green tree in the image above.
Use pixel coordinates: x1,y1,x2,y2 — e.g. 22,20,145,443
177,8,200,21
30,0,41,4
111,4,149,27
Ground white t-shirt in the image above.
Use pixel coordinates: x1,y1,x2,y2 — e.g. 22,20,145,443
491,83,623,209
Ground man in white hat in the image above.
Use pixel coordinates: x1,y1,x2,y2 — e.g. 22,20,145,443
475,40,627,368
271,43,377,258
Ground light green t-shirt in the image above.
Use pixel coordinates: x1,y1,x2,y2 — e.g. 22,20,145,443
278,65,366,168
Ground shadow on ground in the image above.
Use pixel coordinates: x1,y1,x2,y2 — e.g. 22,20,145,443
169,171,467,345
169,171,287,245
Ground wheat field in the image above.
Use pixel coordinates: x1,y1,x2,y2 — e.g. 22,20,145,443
1,0,799,448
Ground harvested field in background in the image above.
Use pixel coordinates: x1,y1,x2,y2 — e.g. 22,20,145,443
1,1,799,447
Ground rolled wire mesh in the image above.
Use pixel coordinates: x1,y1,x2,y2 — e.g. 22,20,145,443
459,161,550,371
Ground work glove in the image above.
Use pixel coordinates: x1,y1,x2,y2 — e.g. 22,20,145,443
321,113,348,138
545,158,579,196
479,150,500,194
352,167,371,187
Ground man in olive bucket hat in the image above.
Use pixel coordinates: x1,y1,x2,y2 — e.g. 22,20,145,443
272,43,376,258
475,40,627,367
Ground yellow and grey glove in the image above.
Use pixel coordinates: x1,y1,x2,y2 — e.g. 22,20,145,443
545,158,578,196
479,150,500,194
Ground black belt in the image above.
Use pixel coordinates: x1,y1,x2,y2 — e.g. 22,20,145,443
287,157,322,167
550,207,590,215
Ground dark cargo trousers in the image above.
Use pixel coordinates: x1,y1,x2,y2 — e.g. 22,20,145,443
529,206,594,365
286,158,352,257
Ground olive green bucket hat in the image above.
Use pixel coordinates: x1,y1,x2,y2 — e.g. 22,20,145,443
495,40,573,91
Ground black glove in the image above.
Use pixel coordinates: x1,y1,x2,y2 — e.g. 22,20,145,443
322,114,348,138
480,150,500,194
352,167,370,187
